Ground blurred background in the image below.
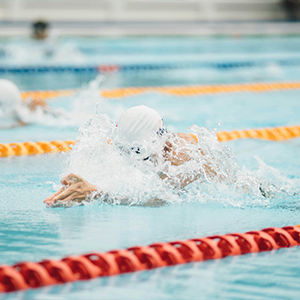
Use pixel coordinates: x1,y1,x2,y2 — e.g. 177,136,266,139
1,0,300,33
1,0,300,26
2,3,300,300
1,0,300,92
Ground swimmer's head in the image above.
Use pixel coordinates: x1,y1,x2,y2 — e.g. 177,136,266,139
117,105,166,162
117,105,166,144
0,79,22,116
32,20,49,40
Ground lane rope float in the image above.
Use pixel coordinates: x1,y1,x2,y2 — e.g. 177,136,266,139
20,81,300,100
0,225,299,293
0,141,76,157
0,125,299,158
21,89,75,100
100,82,300,99
216,125,300,142
4,58,300,74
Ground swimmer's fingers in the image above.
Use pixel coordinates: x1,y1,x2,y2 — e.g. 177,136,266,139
45,178,98,207
44,186,73,205
52,186,76,202
54,181,97,202
61,173,84,186
43,187,65,203
53,184,88,201
55,193,86,203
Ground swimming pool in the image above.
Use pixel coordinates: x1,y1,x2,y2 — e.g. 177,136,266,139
1,36,300,299
3,35,300,91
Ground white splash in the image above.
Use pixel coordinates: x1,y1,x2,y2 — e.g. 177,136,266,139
14,75,125,128
15,100,73,127
59,112,293,208
71,75,125,124
63,114,174,206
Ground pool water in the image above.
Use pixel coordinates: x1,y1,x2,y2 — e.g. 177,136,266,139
1,36,300,299
2,36,300,90
1,88,300,143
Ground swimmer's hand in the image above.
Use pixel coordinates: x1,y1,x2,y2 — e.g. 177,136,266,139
43,173,98,206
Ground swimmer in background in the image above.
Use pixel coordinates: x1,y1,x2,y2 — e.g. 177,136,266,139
31,21,49,40
0,79,67,129
31,20,58,57
44,105,274,206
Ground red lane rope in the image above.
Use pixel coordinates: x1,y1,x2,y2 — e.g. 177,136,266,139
1,225,299,293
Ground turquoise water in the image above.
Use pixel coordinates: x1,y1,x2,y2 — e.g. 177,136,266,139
1,137,300,300
1,36,300,299
2,36,300,90
1,89,300,143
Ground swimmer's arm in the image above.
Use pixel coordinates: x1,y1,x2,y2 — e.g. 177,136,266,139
28,98,48,111
44,173,166,207
160,172,204,189
31,99,69,118
44,173,99,206
163,133,220,188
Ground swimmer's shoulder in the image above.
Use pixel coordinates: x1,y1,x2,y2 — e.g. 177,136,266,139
176,133,198,144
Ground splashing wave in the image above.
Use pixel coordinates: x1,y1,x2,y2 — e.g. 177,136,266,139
57,112,297,208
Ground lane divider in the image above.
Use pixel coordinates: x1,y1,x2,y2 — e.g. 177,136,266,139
3,58,300,74
21,89,75,100
0,225,299,293
100,82,300,98
216,125,300,142
0,125,299,158
0,141,76,157
20,81,300,100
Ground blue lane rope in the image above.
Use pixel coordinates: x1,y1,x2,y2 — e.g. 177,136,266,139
1,59,300,73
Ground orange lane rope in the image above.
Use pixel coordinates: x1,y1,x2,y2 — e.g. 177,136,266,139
21,89,75,100
101,82,300,98
216,125,300,142
20,81,300,100
1,225,300,293
0,125,299,158
0,141,76,157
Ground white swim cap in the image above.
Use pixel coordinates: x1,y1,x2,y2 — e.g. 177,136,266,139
117,105,165,143
0,79,22,116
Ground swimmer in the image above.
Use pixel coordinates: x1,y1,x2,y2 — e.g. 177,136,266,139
0,79,66,129
45,105,275,206
32,21,49,40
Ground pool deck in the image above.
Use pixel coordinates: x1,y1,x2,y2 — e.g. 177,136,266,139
1,21,300,37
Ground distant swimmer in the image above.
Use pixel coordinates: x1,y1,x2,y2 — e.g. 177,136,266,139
31,20,49,40
44,105,276,206
30,20,58,58
0,79,67,129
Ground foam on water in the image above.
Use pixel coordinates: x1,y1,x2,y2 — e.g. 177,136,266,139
3,38,86,65
10,75,118,128
16,101,73,127
71,75,126,124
